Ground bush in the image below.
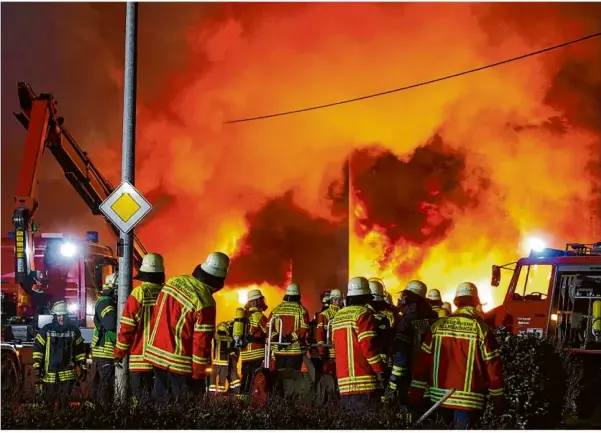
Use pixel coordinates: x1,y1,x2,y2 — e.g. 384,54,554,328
478,327,584,429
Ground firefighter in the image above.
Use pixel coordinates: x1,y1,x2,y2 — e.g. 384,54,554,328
269,283,311,371
114,253,166,403
91,273,118,403
367,279,395,394
32,301,86,405
331,277,386,409
426,289,445,317
145,251,230,402
240,289,269,394
385,280,437,404
440,301,452,317
209,321,241,395
316,288,343,374
410,282,505,428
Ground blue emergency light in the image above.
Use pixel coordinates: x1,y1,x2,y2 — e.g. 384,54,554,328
7,232,15,239
86,231,99,243
529,247,565,259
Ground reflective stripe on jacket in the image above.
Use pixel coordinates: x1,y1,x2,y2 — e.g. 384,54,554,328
114,282,162,371
268,301,310,356
240,308,268,362
32,321,86,383
316,305,339,359
145,275,216,378
92,296,116,360
410,306,505,411
332,305,385,396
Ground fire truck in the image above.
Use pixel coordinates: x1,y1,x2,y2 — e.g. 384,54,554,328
1,82,148,398
487,241,601,420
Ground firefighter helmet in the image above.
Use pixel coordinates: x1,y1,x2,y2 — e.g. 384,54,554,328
405,280,427,297
385,292,393,305
368,279,386,301
104,273,118,288
51,301,69,316
248,289,264,301
348,277,370,296
427,289,442,302
140,253,165,273
201,252,230,278
329,289,342,299
442,301,452,313
455,282,478,298
286,283,301,296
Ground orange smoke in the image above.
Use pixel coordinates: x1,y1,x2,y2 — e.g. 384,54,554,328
61,3,601,321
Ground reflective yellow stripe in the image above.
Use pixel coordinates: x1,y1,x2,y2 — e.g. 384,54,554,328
116,341,130,351
357,331,376,342
121,316,137,327
100,306,115,318
35,334,46,346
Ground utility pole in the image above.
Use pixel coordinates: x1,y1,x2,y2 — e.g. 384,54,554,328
115,1,138,402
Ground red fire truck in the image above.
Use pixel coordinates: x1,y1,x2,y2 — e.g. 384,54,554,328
487,241,601,420
1,82,148,398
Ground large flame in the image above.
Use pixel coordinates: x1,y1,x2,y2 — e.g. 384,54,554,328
7,3,600,324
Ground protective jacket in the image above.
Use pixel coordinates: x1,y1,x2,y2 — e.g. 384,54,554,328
410,306,504,411
240,307,269,362
316,304,340,359
268,301,310,356
213,321,237,366
367,304,395,364
32,320,86,383
114,282,163,371
92,294,117,360
145,275,216,378
432,305,444,317
331,305,385,396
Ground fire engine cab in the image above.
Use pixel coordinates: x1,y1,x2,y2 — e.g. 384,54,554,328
488,241,601,352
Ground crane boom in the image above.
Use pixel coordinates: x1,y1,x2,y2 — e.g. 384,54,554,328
12,81,147,292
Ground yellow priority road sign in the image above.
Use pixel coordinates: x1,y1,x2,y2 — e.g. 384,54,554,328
99,181,152,234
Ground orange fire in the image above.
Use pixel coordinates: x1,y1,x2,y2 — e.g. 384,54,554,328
47,3,600,321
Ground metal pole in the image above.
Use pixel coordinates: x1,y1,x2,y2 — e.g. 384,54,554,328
115,1,138,402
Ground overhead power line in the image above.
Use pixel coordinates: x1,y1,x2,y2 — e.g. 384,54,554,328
225,31,601,124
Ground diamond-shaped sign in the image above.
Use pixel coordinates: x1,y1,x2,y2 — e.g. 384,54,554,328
99,181,152,234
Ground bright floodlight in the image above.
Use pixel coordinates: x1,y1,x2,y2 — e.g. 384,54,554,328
60,241,77,257
67,303,79,313
526,236,546,253
238,290,248,305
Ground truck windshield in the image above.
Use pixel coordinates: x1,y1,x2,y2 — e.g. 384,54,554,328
513,264,553,300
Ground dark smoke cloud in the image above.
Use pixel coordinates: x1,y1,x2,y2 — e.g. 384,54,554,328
227,190,349,311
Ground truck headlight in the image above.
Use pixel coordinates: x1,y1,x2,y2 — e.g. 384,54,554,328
60,242,77,258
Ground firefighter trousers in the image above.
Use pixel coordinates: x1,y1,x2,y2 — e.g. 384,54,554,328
339,393,376,410
209,364,241,395
241,359,264,395
275,354,303,371
152,367,205,403
130,371,154,403
440,408,483,429
42,380,75,406
91,359,115,403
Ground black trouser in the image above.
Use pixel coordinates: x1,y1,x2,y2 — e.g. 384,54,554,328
240,359,264,395
130,371,154,403
440,408,483,429
152,367,205,403
92,359,115,403
43,380,75,406
275,354,303,371
209,363,241,395
340,392,376,410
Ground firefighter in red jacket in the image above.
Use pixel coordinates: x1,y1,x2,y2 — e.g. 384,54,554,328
410,282,505,428
331,277,386,409
426,289,445,317
367,279,395,392
145,251,230,401
114,253,166,402
240,289,269,394
269,283,311,371
316,288,343,375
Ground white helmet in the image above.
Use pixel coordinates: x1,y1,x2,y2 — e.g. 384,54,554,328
405,280,427,298
200,252,230,278
140,253,165,273
455,282,478,298
248,289,263,301
286,283,301,296
104,273,118,287
427,289,442,302
442,301,452,313
329,289,342,299
368,279,386,301
51,301,69,316
347,277,370,297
